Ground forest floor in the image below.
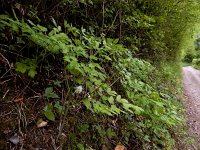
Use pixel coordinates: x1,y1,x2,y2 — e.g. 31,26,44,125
182,66,200,150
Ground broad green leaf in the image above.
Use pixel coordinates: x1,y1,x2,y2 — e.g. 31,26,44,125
44,110,55,121
44,103,55,121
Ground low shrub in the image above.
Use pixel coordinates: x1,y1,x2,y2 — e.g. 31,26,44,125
0,15,185,149
192,58,200,69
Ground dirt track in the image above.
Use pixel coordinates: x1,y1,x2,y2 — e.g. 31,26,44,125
182,66,200,148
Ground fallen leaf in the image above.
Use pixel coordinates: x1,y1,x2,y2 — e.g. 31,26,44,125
9,134,19,145
37,120,48,128
14,98,23,103
111,119,117,126
115,144,126,150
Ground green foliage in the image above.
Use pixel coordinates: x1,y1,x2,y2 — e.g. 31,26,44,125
15,59,37,78
0,15,185,149
1,0,198,149
43,86,64,121
182,52,194,63
192,58,200,69
44,87,59,99
44,103,55,121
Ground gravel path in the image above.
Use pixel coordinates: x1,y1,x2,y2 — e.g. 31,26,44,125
182,66,200,148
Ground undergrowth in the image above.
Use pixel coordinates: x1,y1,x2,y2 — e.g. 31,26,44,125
0,15,186,149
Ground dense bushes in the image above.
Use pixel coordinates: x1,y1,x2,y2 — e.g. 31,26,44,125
0,15,184,149
0,0,199,61
0,0,199,149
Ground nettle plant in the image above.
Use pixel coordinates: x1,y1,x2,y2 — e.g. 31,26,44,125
0,15,183,149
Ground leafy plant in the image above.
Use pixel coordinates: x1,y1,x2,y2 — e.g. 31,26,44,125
15,59,37,78
44,103,55,121
0,6,190,148
192,58,200,69
44,87,59,99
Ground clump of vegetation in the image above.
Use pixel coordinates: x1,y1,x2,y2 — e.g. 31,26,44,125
0,0,199,149
182,52,195,63
192,58,200,69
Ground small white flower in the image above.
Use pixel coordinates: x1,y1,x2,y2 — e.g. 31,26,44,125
74,85,83,94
